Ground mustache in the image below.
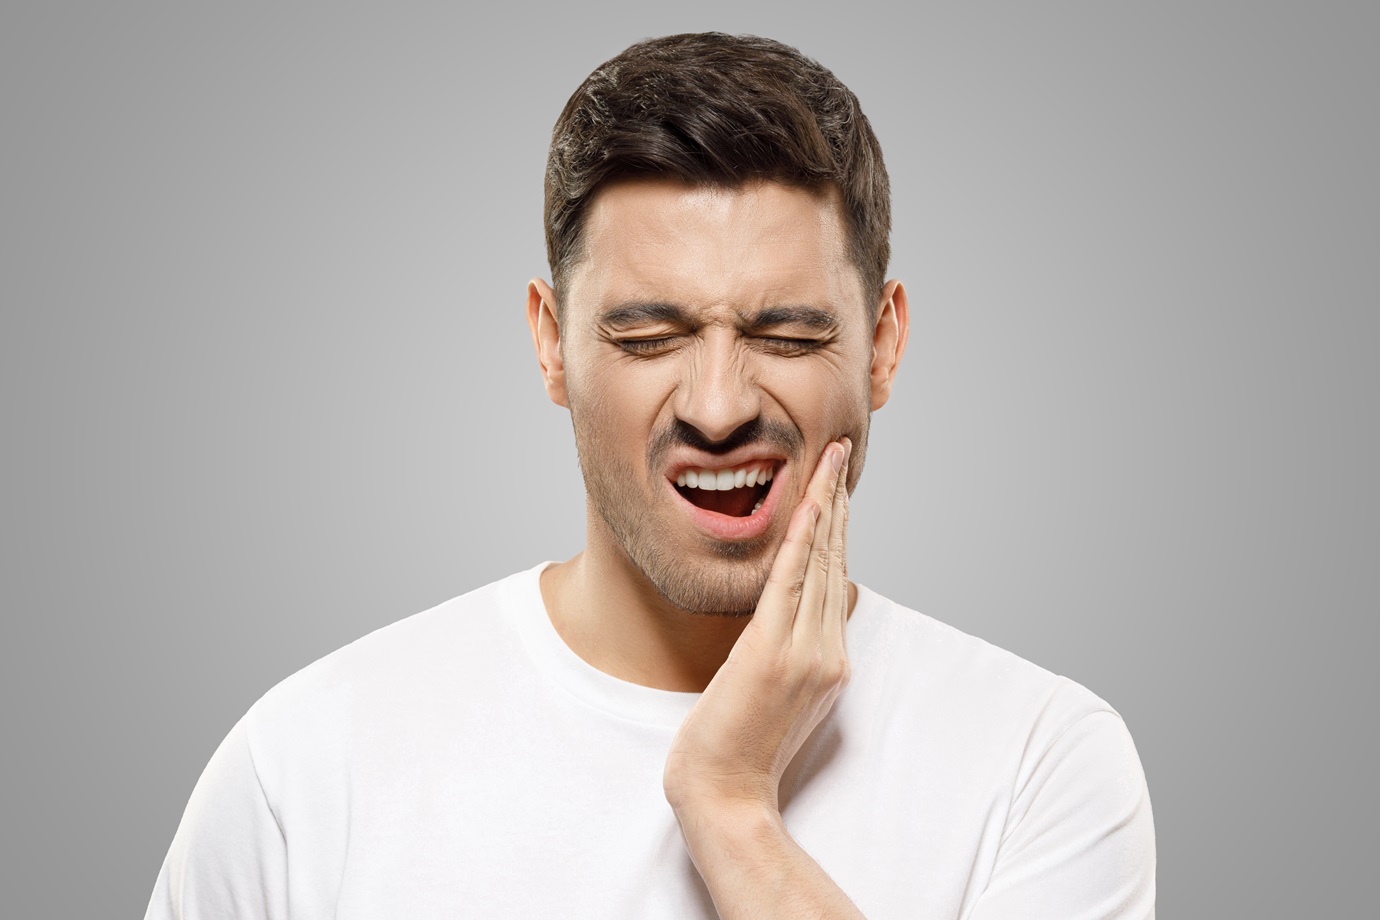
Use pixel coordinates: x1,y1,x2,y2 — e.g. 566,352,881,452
647,418,805,466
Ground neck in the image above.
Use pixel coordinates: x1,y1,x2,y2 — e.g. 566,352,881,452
539,538,754,693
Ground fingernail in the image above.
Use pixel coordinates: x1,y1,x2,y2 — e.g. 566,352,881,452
830,445,844,472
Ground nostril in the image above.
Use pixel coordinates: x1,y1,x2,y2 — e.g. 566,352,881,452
667,417,769,454
674,397,763,445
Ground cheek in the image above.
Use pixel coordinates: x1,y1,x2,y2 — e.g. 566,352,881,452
769,358,870,434
569,357,674,430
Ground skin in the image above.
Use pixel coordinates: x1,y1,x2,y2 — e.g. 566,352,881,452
527,178,909,918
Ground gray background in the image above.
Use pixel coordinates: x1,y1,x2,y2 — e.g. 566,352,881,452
2,1,1375,916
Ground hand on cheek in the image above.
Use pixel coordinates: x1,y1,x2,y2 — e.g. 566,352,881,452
663,437,852,815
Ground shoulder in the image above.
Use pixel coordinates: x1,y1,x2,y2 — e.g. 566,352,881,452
848,584,1117,736
239,566,539,773
850,591,1158,914
842,584,1146,811
842,585,1154,907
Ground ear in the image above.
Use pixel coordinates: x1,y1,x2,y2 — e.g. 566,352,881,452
526,278,569,408
869,279,910,411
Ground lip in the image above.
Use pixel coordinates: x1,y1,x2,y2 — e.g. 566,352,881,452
664,459,787,542
662,449,787,480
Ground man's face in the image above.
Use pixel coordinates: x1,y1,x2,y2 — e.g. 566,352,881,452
541,179,893,615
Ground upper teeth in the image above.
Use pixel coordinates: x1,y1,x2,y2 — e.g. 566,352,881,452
676,464,775,491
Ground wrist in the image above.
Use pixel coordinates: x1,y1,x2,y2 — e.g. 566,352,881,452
671,794,785,845
666,773,777,815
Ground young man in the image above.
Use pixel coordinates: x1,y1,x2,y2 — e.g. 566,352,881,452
147,33,1154,919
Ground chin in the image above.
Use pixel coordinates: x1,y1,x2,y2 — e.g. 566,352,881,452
627,536,773,617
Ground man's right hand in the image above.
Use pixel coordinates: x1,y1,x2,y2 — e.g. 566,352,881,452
663,436,854,816
661,437,865,919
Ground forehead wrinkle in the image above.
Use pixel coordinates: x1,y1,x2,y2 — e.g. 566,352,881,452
572,180,862,323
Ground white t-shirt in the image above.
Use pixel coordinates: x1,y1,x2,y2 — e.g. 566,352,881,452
146,563,1155,919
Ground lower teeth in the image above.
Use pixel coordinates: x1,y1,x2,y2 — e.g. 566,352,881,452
752,500,763,512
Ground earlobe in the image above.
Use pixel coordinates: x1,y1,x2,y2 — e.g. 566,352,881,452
526,279,569,408
869,279,910,411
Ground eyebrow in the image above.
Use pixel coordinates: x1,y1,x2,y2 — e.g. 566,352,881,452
597,302,839,332
596,302,691,329
741,306,839,332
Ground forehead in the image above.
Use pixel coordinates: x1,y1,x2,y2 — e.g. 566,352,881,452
566,179,865,318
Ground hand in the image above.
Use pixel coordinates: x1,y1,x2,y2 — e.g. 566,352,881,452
664,438,853,816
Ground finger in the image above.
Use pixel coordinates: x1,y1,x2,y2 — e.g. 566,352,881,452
838,443,852,651
821,438,851,645
792,442,845,648
755,496,821,643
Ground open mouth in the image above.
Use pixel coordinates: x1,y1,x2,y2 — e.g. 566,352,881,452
672,462,778,518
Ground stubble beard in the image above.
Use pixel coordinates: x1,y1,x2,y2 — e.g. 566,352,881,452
571,415,775,618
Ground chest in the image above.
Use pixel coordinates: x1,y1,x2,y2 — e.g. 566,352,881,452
279,696,1008,919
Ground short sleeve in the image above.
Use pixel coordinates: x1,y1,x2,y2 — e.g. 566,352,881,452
968,710,1156,920
144,716,289,920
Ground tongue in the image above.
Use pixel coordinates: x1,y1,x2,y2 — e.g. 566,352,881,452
690,487,757,517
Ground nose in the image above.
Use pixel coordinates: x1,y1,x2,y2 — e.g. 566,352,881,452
674,338,761,445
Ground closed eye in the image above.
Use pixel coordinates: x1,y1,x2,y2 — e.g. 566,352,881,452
759,337,824,354
616,337,679,355
616,335,824,356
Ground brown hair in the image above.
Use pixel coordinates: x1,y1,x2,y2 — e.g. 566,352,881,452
544,32,891,311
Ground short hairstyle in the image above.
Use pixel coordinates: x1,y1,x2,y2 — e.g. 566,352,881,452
544,32,891,312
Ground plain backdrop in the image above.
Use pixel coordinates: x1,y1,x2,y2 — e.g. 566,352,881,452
2,2,1375,916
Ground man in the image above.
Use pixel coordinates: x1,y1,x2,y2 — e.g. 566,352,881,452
147,33,1154,919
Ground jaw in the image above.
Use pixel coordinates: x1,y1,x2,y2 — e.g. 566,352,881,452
580,496,775,620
